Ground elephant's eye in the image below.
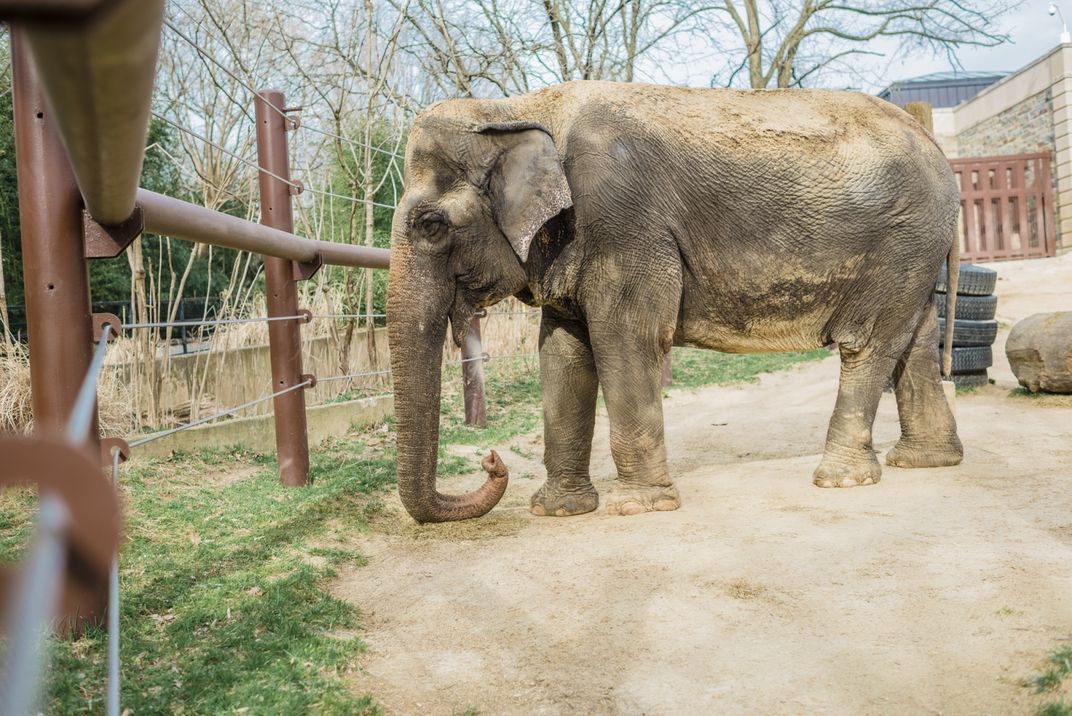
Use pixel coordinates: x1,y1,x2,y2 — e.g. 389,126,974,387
415,211,447,240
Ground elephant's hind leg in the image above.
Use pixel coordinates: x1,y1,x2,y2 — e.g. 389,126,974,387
531,313,600,517
885,304,963,468
814,343,898,488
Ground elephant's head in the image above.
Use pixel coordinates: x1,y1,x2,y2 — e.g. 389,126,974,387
387,101,572,523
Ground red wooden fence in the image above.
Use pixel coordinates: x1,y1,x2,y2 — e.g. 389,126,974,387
949,151,1057,263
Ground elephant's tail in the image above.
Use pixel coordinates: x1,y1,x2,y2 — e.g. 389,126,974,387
942,236,959,378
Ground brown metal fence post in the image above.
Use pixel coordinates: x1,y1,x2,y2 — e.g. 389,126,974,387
10,30,105,627
254,89,312,487
661,352,672,387
461,314,487,427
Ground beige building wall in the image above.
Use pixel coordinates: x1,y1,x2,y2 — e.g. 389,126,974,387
939,43,1072,251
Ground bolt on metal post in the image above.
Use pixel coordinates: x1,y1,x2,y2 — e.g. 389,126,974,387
254,89,311,487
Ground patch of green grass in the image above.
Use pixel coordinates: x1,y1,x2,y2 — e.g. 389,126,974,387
1032,647,1072,692
3,346,829,713
1008,388,1072,408
1029,645,1072,715
35,444,394,715
669,347,830,390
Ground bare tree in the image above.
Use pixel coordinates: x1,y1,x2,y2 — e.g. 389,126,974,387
395,0,714,96
268,0,411,376
711,0,1016,89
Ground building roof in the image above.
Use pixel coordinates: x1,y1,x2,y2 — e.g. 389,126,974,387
884,70,1009,87
878,70,1009,108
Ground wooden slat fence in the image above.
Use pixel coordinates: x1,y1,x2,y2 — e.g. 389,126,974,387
949,152,1056,262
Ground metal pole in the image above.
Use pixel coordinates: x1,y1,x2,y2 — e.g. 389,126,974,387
11,31,99,443
661,352,672,387
10,28,105,627
255,90,310,487
461,316,487,427
136,188,390,269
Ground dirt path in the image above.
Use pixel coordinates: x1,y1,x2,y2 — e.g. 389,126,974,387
334,254,1072,715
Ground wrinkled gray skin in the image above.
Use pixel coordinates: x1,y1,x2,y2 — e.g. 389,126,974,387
387,81,963,524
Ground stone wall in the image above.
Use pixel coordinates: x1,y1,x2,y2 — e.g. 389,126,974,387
947,43,1072,252
955,89,1056,159
954,88,1061,250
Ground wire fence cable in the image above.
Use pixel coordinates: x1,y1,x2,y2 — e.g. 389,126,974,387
65,323,113,443
150,112,395,210
106,448,121,716
121,314,308,330
128,380,312,448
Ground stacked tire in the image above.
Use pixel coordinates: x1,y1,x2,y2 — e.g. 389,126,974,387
935,264,998,388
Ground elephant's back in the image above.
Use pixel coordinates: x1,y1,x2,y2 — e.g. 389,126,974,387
542,81,939,158
546,81,957,232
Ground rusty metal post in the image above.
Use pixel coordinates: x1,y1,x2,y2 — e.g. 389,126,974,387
461,314,487,427
10,30,104,627
904,101,934,134
661,352,672,387
11,33,98,443
254,90,311,487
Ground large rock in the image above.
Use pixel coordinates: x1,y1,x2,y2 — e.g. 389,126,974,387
1006,312,1072,394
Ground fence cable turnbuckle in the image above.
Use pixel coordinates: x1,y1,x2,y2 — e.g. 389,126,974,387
92,313,122,343
83,206,143,259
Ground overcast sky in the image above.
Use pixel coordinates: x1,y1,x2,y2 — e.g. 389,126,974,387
887,0,1066,79
659,0,1066,93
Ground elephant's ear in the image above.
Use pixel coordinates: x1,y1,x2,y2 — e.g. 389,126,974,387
476,121,572,263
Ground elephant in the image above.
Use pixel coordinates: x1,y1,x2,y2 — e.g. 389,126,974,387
386,80,962,524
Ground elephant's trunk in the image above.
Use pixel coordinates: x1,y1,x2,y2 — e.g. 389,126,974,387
387,254,508,523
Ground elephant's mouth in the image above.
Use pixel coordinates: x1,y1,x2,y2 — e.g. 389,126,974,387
448,296,477,348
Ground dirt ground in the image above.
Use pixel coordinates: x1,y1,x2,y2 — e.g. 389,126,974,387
336,253,1072,715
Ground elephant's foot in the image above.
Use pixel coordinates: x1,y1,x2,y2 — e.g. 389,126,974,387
885,435,963,468
813,451,881,488
605,483,680,516
530,481,599,517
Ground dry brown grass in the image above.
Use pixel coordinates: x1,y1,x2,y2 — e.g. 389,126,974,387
0,343,32,432
0,342,138,435
1,287,540,435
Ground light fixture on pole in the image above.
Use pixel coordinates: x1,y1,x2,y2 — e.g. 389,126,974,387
1051,2,1072,43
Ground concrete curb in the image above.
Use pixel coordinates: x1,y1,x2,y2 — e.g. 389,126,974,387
132,394,393,459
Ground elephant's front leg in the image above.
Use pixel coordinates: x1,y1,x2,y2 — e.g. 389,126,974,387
589,324,680,516
530,313,600,517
